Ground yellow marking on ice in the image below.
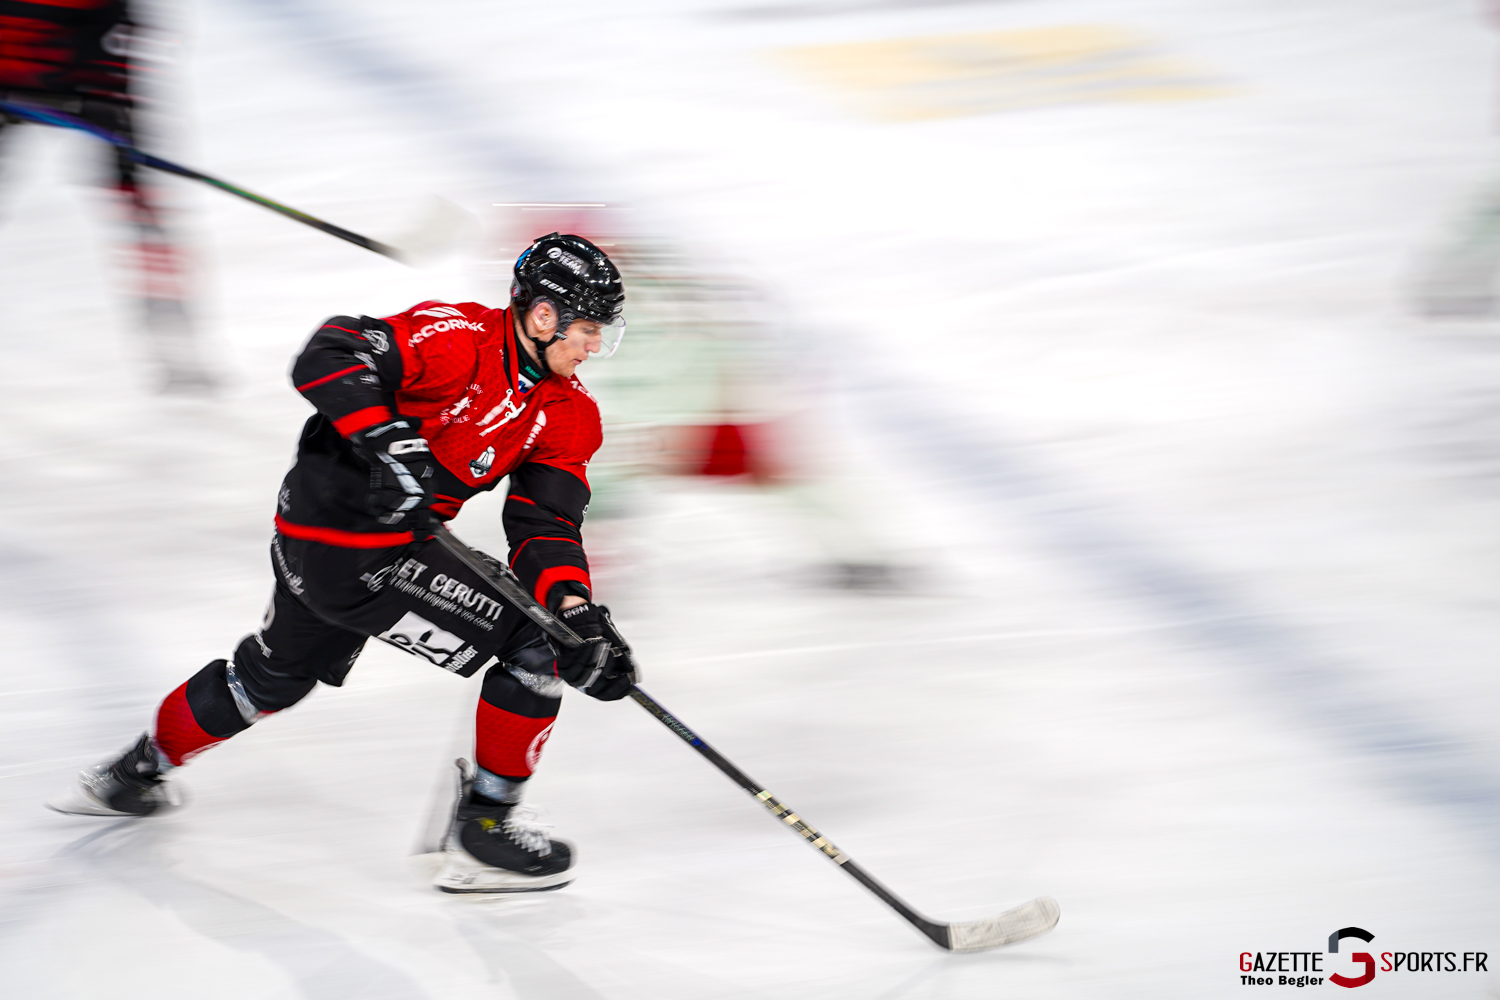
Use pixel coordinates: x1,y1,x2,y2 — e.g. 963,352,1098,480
777,25,1227,122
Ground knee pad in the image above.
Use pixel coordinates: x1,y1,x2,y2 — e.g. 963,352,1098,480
500,635,565,698
232,634,319,713
183,659,252,738
154,659,249,766
480,659,564,713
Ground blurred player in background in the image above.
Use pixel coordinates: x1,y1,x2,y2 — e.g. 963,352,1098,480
48,233,636,894
0,0,210,389
1413,1,1500,316
486,203,906,590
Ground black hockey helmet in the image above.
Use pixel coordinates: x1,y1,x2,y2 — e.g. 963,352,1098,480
511,232,626,357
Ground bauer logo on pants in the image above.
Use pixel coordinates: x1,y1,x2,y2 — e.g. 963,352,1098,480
378,612,465,666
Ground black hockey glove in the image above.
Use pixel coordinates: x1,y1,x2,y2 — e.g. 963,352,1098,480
554,603,637,701
349,417,437,533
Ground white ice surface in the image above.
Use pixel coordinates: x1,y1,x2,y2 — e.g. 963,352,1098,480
3,0,1500,996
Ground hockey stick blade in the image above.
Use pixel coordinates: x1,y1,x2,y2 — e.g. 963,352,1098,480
940,896,1060,952
433,526,1061,951
385,196,479,268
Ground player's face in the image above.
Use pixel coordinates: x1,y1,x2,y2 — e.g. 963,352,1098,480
544,319,604,376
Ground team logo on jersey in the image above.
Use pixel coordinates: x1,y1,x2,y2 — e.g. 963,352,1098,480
470,446,495,478
442,395,473,424
412,306,466,319
377,612,465,666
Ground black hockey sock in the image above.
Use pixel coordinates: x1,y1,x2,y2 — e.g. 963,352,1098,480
153,659,251,766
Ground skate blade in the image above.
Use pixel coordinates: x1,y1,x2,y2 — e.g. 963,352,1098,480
436,879,573,896
45,778,182,818
45,796,146,818
432,855,575,895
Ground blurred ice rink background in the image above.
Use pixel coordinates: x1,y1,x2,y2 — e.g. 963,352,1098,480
3,0,1500,996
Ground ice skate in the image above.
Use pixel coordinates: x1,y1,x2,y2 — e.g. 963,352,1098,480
433,763,575,894
46,733,178,818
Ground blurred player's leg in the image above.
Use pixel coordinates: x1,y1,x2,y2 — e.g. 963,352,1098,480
48,573,365,817
82,99,214,392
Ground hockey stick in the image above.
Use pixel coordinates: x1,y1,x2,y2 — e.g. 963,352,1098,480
0,99,446,265
432,525,1060,952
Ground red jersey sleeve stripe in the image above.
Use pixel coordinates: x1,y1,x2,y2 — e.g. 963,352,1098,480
533,565,592,605
296,364,367,392
508,535,582,568
506,495,538,506
332,406,394,437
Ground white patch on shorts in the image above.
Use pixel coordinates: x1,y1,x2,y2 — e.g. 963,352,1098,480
377,612,465,666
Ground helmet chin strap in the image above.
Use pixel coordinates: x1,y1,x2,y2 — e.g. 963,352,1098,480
516,305,568,377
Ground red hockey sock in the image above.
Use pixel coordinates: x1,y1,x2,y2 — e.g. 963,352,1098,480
474,660,563,780
151,659,256,766
153,682,229,766
475,700,556,778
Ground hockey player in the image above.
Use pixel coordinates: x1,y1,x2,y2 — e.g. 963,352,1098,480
48,232,637,894
0,0,210,389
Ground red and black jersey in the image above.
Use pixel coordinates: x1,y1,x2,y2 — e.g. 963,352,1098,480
280,302,602,610
0,0,134,103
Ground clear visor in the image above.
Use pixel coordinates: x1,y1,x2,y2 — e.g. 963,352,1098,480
597,315,627,358
562,315,627,359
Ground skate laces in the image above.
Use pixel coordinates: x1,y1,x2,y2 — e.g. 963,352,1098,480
502,804,554,857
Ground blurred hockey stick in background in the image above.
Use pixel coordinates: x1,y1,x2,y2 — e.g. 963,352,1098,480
432,525,1060,952
0,99,472,266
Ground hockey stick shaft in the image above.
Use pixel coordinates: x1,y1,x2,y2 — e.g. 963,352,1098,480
432,526,587,646
431,525,951,947
622,683,948,946
0,100,404,262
